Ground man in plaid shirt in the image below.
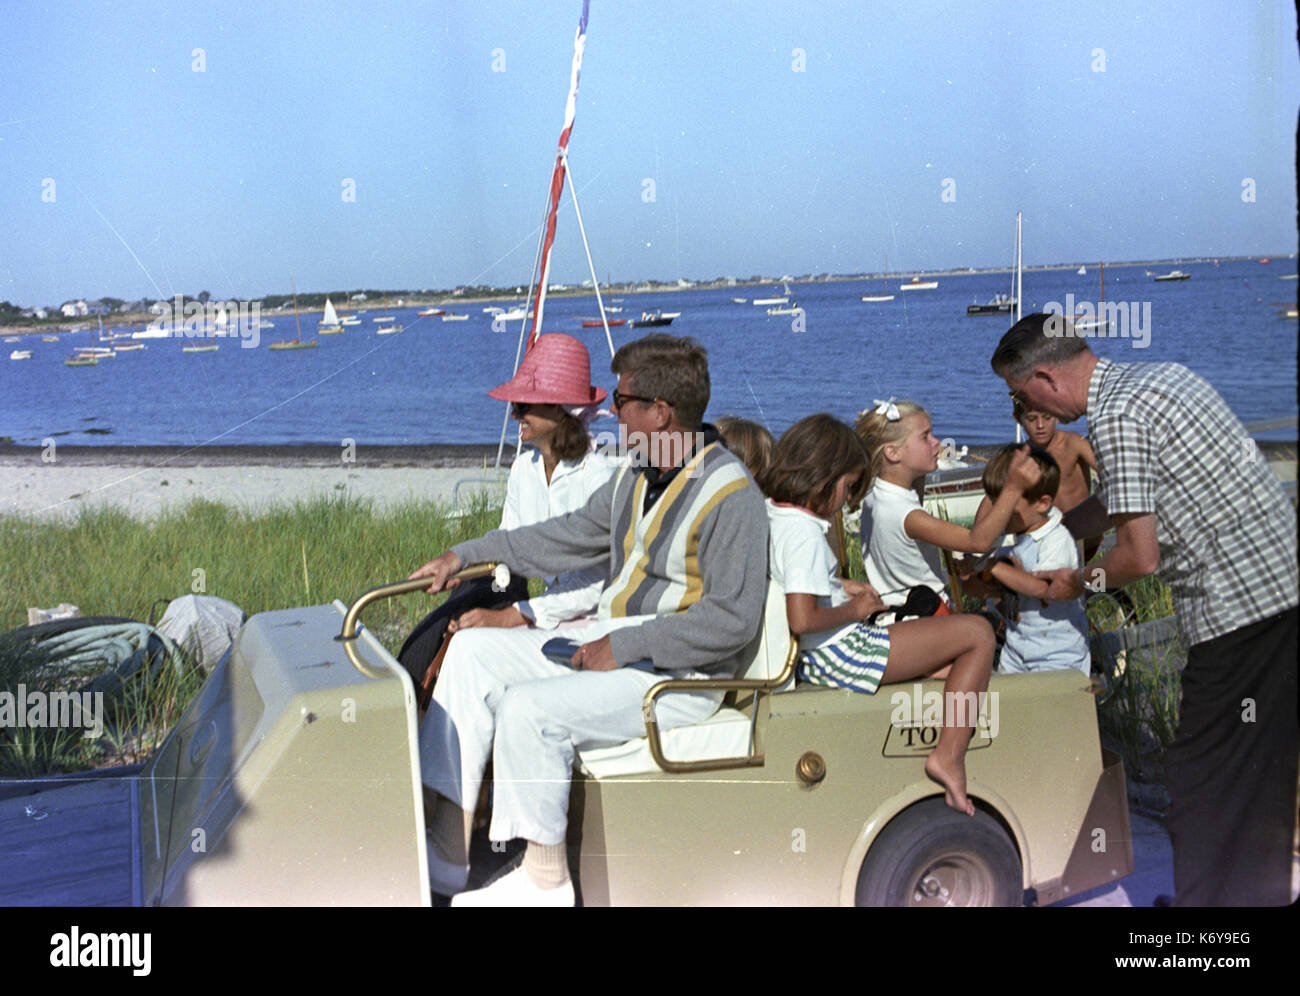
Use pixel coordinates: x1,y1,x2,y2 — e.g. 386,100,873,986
991,313,1298,907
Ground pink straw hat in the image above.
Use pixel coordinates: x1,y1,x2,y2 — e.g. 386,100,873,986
487,333,607,405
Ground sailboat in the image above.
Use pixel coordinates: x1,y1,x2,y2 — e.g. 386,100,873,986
270,279,320,350
319,297,344,334
1073,263,1109,333
861,255,895,302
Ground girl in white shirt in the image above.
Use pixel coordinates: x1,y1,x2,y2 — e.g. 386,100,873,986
762,414,997,816
856,399,1040,609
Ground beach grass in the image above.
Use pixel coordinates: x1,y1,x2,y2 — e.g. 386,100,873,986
0,494,510,775
0,494,506,640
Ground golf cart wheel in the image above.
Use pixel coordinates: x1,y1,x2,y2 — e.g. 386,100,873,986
855,799,1022,907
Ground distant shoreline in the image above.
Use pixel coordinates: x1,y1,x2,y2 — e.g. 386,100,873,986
4,254,1294,336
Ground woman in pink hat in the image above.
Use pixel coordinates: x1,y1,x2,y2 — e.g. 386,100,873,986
399,334,618,689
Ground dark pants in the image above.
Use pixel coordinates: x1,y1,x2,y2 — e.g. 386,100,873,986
396,574,529,686
1166,606,1299,906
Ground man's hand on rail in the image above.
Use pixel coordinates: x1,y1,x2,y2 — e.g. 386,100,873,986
408,551,464,594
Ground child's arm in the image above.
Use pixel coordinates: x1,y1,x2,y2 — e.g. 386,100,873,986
904,446,1040,554
785,588,884,636
906,484,1020,554
1074,432,1099,474
988,558,1050,600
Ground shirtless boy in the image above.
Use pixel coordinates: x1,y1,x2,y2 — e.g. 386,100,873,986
969,402,1100,564
1014,400,1099,561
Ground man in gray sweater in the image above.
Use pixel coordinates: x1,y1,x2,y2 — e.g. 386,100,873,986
409,334,769,906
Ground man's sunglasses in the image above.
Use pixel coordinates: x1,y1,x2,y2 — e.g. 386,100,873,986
612,390,669,410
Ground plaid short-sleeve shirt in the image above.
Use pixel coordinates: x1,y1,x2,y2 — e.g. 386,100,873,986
1086,357,1298,646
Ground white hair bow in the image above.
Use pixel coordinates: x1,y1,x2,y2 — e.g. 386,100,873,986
872,397,900,421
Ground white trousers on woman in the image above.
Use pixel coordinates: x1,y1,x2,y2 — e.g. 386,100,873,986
417,617,724,846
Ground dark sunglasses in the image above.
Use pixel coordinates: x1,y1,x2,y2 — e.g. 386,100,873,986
510,402,532,417
612,389,669,410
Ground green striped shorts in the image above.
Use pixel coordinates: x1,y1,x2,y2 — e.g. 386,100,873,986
799,623,892,695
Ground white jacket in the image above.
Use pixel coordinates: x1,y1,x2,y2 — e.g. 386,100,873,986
501,447,621,629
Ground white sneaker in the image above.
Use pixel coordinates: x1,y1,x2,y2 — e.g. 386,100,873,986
450,864,575,907
426,835,469,896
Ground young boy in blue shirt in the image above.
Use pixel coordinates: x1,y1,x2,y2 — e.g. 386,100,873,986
977,446,1090,674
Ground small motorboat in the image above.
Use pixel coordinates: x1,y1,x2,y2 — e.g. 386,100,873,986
376,325,404,335
581,319,626,328
899,277,939,291
1153,270,1191,282
629,310,674,328
10,349,32,360
966,295,1016,316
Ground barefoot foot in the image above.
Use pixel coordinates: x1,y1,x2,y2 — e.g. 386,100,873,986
925,752,974,816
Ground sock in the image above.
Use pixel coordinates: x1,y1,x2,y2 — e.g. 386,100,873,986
523,842,570,890
428,799,473,867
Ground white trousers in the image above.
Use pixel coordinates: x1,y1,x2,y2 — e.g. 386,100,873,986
418,619,724,845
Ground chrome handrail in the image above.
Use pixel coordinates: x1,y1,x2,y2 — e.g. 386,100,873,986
337,563,501,641
641,634,800,774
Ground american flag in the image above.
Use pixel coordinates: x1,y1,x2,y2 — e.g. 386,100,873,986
526,0,589,352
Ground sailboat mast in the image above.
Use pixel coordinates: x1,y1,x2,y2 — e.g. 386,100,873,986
1014,212,1023,323
291,277,303,340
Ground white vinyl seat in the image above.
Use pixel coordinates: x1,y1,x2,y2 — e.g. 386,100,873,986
577,581,797,779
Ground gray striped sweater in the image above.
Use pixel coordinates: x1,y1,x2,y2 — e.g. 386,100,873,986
451,442,769,674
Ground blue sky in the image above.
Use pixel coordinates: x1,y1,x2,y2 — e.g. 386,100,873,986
2,0,1296,307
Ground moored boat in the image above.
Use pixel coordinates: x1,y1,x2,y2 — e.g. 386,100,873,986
899,277,939,291
419,308,446,317
319,298,344,334
966,297,1015,316
1153,270,1191,282
376,325,404,335
268,339,318,350
183,344,219,353
628,310,674,328
441,314,468,322
581,318,625,327
10,349,32,360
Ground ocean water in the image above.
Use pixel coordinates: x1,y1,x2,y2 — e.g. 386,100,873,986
2,258,1295,449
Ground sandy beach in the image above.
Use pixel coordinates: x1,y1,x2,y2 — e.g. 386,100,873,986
4,440,1293,521
0,444,511,519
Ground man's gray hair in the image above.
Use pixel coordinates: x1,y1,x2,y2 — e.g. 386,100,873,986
991,313,1092,381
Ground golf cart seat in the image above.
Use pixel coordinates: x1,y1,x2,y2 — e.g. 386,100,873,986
576,580,798,778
